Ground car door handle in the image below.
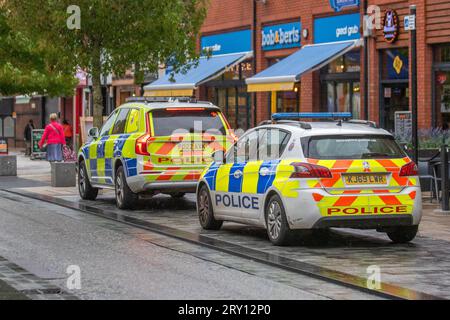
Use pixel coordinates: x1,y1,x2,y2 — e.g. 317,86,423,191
233,170,243,179
259,167,270,176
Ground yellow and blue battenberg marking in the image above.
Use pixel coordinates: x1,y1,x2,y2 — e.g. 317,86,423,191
205,160,282,194
81,133,139,184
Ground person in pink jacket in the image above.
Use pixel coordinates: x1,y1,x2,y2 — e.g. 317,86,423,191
38,113,66,162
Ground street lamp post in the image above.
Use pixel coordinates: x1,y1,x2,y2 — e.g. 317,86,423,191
410,5,418,164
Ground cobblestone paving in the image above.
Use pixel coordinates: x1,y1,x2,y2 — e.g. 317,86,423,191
0,255,78,300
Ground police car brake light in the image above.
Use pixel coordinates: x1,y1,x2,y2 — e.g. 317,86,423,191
399,162,418,177
290,162,332,179
135,134,152,156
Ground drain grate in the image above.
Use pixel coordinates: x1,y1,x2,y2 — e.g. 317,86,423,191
20,288,64,295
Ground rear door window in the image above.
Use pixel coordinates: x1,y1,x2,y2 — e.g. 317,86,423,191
111,108,130,135
302,135,406,159
150,109,227,136
126,109,140,133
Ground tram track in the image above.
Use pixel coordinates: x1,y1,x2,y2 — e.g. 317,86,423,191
1,188,444,301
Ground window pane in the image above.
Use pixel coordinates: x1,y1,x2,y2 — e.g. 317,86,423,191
126,109,140,133
0,118,3,136
336,82,350,113
352,82,361,119
100,112,117,137
259,129,290,160
151,109,226,136
3,117,14,137
304,135,405,159
111,109,130,135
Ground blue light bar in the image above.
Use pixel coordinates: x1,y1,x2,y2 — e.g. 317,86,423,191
272,112,352,120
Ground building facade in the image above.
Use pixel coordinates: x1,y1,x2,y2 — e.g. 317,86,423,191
192,0,450,133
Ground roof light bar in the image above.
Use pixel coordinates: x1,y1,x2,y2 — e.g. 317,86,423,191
272,112,352,120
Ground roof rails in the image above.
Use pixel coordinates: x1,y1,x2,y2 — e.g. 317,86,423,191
344,119,378,128
258,119,312,130
125,96,213,105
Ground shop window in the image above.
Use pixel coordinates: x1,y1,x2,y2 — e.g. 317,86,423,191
268,58,300,114
432,45,450,128
223,60,253,81
276,86,300,113
320,81,360,117
3,116,15,138
327,51,360,73
434,45,450,63
381,48,409,80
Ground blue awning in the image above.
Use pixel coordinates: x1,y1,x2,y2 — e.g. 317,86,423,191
144,52,252,96
246,39,361,92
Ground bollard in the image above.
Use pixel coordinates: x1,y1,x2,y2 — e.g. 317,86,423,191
441,144,449,211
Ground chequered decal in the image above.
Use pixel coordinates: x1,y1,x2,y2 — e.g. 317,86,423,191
306,158,418,216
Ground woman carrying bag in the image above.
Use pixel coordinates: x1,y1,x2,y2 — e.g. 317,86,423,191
38,113,66,162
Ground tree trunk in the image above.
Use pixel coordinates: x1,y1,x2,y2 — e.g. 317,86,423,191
91,47,104,130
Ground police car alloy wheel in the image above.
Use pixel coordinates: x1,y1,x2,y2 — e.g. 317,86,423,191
115,166,138,210
265,194,293,246
386,225,418,243
78,161,98,201
197,185,223,230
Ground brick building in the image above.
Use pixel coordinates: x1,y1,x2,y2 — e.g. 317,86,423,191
144,0,450,134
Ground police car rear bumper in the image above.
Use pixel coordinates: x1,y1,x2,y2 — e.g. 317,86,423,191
282,187,422,229
127,177,198,193
311,214,413,229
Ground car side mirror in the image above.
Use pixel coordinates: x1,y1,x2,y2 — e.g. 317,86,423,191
212,150,225,164
88,127,99,140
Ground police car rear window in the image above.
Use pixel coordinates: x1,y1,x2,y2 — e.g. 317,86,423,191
302,135,406,159
150,109,226,136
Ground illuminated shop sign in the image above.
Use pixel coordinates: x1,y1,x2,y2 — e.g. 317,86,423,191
261,22,301,51
201,30,252,55
314,13,360,44
329,0,360,12
382,9,400,44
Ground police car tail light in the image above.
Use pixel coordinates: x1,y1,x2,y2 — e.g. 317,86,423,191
399,161,418,176
135,134,151,156
290,162,332,179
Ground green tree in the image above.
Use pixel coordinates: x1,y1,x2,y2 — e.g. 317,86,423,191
5,0,207,129
0,9,77,96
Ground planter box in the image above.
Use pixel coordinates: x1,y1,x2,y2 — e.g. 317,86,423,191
0,155,17,176
51,162,76,187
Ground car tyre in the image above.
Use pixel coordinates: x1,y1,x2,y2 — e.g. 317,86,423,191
387,225,418,243
78,160,98,200
197,185,223,230
265,194,294,246
115,166,138,210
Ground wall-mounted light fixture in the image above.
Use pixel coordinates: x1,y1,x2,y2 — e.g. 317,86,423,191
302,28,309,39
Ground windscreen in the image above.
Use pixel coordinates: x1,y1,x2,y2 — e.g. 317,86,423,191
303,135,406,159
150,109,227,136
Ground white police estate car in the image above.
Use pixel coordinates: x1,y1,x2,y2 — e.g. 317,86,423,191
196,113,422,246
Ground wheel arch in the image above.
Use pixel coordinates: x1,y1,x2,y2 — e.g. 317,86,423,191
262,188,286,226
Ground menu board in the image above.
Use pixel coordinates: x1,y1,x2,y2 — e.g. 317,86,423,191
394,111,412,143
31,130,44,153
0,137,7,154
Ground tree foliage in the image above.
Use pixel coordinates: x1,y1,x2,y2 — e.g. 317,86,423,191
0,9,77,96
5,0,207,128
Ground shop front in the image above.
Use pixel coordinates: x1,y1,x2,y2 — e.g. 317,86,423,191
315,13,362,118
262,21,302,113
379,48,409,132
246,12,361,118
433,44,450,129
144,29,253,130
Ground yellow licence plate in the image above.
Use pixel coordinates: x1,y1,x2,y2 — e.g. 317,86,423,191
179,142,205,151
344,174,387,185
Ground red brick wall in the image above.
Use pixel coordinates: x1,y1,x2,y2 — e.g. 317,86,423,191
199,0,450,129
